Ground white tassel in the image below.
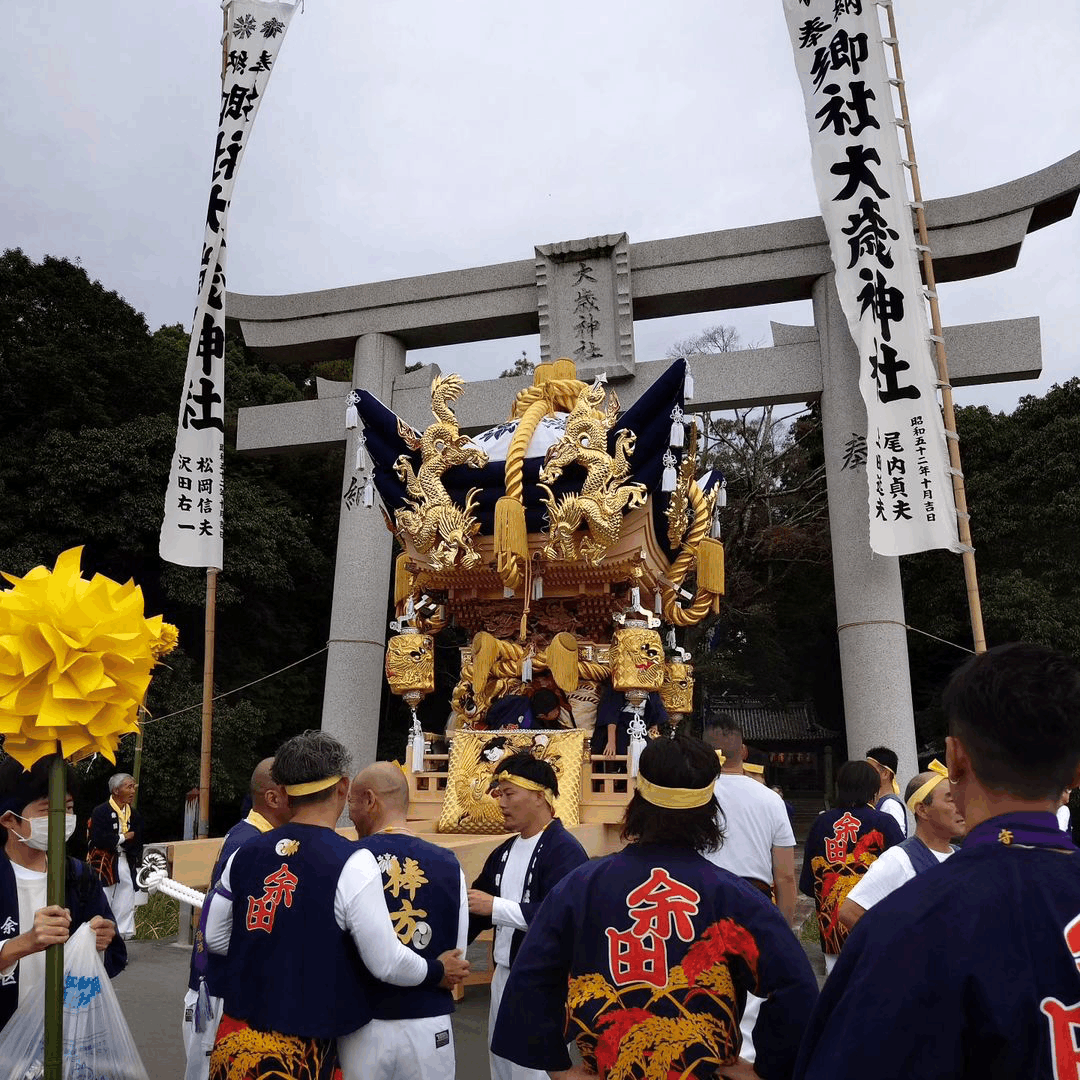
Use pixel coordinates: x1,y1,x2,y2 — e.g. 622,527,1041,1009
522,654,533,682
631,587,640,608
654,591,662,614
354,434,368,473
503,587,515,599
345,403,358,429
532,575,544,601
711,513,722,540
669,404,685,448
662,450,677,493
718,480,727,508
666,629,676,651
409,710,426,772
363,478,375,508
627,714,648,778
684,367,694,402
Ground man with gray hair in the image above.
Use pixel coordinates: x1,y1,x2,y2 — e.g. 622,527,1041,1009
87,772,143,939
204,731,469,1080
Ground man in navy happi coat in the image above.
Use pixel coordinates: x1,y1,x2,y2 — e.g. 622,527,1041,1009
341,761,468,1080
491,735,818,1080
795,642,1080,1080
467,751,589,1080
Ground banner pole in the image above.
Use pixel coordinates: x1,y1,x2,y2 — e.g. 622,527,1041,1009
131,707,145,811
43,749,67,1080
198,567,218,838
879,0,986,654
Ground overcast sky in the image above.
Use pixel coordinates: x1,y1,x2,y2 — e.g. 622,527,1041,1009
4,1,1077,413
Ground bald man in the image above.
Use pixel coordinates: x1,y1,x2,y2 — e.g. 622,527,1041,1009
182,759,292,1080
339,762,468,1080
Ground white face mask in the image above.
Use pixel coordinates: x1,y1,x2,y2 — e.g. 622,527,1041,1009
11,813,77,851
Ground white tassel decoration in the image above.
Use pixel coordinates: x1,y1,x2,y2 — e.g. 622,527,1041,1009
354,434,368,473
631,586,641,608
522,654,533,682
409,710,426,772
718,480,727,508
532,574,544,601
363,478,375,508
669,404,685,448
345,403,358,429
654,591,662,614
662,450,677,493
684,367,694,402
666,629,676,651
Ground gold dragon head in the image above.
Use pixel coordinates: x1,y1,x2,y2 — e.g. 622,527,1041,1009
610,627,666,693
660,660,695,715
385,631,435,696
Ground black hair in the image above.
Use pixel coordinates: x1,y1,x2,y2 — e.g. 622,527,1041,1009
494,751,560,798
530,689,560,718
865,746,898,774
943,642,1080,801
271,730,352,808
836,760,880,808
703,711,742,739
621,735,723,853
0,754,79,844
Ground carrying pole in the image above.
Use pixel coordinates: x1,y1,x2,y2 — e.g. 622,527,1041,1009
198,568,219,838
43,750,67,1080
879,0,986,653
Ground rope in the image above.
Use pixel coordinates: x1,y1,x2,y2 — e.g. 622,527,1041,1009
660,481,719,625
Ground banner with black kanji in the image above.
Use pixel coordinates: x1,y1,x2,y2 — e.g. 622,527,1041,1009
159,0,297,568
783,0,961,556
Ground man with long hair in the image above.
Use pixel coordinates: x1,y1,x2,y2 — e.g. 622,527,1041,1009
796,643,1080,1079
491,736,818,1080
204,731,468,1080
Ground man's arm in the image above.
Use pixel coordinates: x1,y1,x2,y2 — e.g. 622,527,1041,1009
204,853,236,955
467,844,503,942
771,845,797,928
837,897,866,932
338,849,453,989
456,869,469,953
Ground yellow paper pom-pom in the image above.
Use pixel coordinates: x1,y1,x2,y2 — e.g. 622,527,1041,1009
0,547,177,769
151,622,180,660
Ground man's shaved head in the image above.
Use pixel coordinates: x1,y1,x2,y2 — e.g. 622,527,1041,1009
702,717,745,768
353,762,410,811
348,761,412,837
250,757,277,799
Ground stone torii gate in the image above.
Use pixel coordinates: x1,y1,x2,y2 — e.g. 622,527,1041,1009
231,152,1079,787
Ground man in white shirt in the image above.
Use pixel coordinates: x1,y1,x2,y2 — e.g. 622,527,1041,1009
466,752,588,1080
703,718,798,1065
839,763,965,931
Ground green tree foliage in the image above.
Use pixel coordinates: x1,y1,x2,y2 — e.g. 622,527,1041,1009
499,351,535,378
666,327,839,723
0,250,341,839
902,380,1080,744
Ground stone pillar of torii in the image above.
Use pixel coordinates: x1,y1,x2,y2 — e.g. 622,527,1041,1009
230,151,1079,790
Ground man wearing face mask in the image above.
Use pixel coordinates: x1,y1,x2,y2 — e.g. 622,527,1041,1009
87,772,144,940
0,754,126,1030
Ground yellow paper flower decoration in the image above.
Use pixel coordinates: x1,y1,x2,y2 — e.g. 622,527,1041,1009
0,547,178,768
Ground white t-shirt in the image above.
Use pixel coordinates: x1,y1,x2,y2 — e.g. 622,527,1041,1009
4,864,48,1005
876,795,909,837
492,831,542,967
846,841,952,912
704,774,795,884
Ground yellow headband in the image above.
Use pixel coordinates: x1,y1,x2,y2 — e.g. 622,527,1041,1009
715,750,726,766
283,775,343,797
867,756,901,797
743,763,765,776
906,759,949,813
635,775,716,810
496,773,556,810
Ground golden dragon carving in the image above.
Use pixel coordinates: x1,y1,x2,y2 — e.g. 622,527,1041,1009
538,381,647,566
393,373,488,571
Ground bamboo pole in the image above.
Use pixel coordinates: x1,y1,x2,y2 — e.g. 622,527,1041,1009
44,750,67,1080
198,568,219,839
879,0,987,654
131,708,145,811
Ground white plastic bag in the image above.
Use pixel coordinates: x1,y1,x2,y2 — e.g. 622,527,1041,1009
0,922,149,1080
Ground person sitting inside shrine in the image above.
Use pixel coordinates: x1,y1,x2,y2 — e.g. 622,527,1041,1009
527,688,569,730
467,752,589,1080
204,731,468,1080
837,762,965,932
590,684,670,766
795,643,1080,1080
526,675,576,728
864,745,909,837
491,735,819,1080
484,695,535,731
799,760,903,974
0,755,125,1031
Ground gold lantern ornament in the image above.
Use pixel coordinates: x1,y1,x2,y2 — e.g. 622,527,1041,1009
611,591,664,776
385,628,435,771
660,648,695,728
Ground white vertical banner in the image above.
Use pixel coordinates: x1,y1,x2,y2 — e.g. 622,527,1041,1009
159,0,297,568
782,0,961,556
